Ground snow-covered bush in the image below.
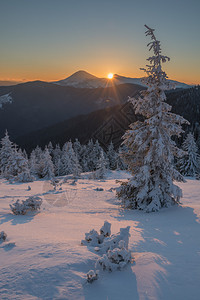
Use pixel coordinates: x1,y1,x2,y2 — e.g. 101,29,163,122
96,240,131,272
10,196,42,215
86,270,99,283
82,223,131,280
81,222,130,254
0,231,7,242
99,226,130,254
81,221,111,246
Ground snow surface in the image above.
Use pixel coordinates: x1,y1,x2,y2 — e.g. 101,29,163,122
0,170,200,300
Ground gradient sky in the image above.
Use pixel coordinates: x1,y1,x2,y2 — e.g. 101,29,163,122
0,0,199,84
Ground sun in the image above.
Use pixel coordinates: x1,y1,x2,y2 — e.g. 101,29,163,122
107,73,114,79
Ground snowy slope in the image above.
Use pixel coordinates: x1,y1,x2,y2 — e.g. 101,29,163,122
114,74,192,89
54,71,192,89
0,171,200,300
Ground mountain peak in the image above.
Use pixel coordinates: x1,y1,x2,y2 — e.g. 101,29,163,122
66,70,98,81
55,70,98,84
54,70,104,88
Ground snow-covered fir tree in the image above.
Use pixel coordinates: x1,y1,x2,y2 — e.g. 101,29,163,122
107,141,117,170
52,144,63,176
85,139,95,171
78,144,88,172
47,141,54,156
61,141,78,175
92,140,102,168
52,144,62,163
0,130,14,175
54,157,63,176
94,149,107,179
117,25,189,212
15,149,34,182
73,138,82,161
22,149,28,160
8,148,33,182
116,146,127,170
73,155,82,178
41,147,55,179
62,142,72,175
34,145,43,160
178,132,200,177
29,150,38,178
33,146,45,178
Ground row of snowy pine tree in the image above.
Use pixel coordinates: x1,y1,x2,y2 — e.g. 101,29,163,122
0,129,199,183
0,131,126,182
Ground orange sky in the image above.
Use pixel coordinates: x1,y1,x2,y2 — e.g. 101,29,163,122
0,1,199,86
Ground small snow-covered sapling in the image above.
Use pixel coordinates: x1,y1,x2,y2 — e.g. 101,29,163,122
83,229,100,246
96,240,132,272
81,221,111,246
99,226,130,254
87,270,99,283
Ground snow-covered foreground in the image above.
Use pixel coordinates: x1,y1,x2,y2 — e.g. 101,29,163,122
0,171,200,300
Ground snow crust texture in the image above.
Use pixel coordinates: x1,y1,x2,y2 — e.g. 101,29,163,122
0,171,200,299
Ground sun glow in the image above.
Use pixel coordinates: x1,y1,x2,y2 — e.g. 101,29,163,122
107,73,114,79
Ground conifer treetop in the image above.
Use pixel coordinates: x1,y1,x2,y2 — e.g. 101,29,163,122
141,25,171,90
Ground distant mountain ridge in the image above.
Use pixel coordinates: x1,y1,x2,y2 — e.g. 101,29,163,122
53,70,192,89
15,86,200,153
0,70,192,89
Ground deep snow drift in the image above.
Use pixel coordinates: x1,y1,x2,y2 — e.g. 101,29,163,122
0,171,200,300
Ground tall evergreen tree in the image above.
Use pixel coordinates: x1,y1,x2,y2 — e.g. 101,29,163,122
117,25,189,212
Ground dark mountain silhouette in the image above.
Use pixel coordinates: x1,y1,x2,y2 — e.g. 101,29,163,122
15,86,200,152
0,81,143,140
